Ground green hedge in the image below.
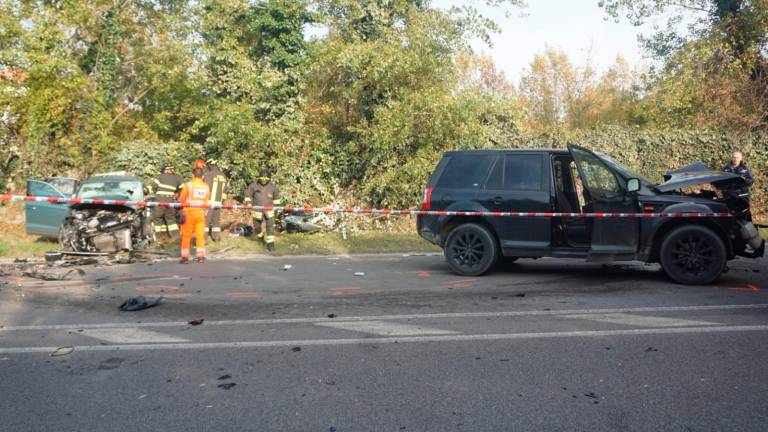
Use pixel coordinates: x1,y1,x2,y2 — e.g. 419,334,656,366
104,127,766,221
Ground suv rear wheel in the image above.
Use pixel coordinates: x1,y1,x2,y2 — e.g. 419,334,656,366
660,225,726,285
444,223,499,276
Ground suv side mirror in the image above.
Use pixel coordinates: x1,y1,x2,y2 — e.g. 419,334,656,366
627,178,641,193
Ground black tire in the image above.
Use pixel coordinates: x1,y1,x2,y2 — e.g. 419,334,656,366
444,223,499,276
660,225,727,285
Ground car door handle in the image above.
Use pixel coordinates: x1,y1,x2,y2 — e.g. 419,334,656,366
492,196,503,205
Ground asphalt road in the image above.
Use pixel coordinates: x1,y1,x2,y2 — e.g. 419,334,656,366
1,252,767,431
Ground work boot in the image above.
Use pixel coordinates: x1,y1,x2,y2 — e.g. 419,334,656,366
196,256,206,263
267,243,275,252
179,257,190,264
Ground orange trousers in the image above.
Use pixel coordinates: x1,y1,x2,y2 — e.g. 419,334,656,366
180,210,206,258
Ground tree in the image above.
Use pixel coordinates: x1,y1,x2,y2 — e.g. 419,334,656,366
519,48,641,130
600,0,768,129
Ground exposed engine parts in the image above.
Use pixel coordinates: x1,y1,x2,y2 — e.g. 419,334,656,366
58,204,153,253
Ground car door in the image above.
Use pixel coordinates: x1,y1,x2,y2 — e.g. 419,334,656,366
25,180,70,237
476,153,551,256
568,145,639,261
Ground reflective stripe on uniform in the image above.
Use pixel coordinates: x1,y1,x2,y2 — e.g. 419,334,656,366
252,211,263,220
211,227,221,232
273,199,282,206
157,191,175,196
155,225,166,232
265,210,275,218
265,235,275,244
210,179,219,203
256,232,264,239
167,224,179,232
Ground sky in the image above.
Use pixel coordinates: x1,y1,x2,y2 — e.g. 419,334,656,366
432,0,658,82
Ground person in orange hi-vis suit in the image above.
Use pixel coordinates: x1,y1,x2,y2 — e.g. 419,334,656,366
178,167,211,264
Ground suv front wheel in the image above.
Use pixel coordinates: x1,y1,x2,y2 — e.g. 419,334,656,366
659,225,727,285
444,223,499,276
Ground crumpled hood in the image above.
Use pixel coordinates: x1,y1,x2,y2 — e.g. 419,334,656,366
657,162,746,192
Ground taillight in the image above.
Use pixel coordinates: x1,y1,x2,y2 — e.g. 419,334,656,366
421,187,433,210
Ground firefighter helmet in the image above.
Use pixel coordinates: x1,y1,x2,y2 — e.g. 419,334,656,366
258,169,271,185
193,159,206,169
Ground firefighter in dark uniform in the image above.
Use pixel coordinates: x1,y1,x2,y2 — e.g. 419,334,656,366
149,165,183,239
203,159,227,242
244,170,281,252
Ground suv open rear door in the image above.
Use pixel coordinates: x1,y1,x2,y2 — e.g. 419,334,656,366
568,145,639,261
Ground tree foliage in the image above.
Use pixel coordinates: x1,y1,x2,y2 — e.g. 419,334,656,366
600,0,768,129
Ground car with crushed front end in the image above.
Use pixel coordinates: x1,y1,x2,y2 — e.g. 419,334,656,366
417,145,764,285
25,173,154,253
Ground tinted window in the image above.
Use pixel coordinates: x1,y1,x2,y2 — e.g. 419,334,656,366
484,157,503,190
436,154,495,189
504,155,544,190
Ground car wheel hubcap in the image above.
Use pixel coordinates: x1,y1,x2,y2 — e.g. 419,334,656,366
671,234,715,276
450,232,485,267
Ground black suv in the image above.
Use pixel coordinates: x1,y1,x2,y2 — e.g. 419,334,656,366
417,145,764,284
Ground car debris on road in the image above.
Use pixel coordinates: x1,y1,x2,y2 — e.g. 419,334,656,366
118,295,163,312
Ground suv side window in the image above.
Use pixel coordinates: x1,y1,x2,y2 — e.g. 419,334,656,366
484,157,503,190
437,154,495,189
570,147,621,196
504,154,544,191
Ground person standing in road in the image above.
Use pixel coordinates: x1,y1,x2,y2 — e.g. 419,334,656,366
244,169,282,252
148,165,183,240
179,167,210,264
722,150,755,193
203,159,227,242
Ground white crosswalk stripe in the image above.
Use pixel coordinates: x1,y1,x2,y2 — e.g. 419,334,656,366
314,320,458,336
80,328,189,344
560,313,720,328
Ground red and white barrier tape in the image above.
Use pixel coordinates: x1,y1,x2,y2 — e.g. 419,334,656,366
1,194,733,218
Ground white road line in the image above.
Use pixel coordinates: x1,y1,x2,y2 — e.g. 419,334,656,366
80,328,188,344
1,304,767,332
1,325,767,355
314,320,458,336
561,313,720,328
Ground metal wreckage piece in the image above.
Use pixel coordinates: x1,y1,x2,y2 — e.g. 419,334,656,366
58,203,154,253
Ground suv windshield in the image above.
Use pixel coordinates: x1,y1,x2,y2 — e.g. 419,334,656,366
78,179,143,200
595,152,656,187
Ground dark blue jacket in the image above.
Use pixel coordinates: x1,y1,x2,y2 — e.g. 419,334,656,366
722,162,755,192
